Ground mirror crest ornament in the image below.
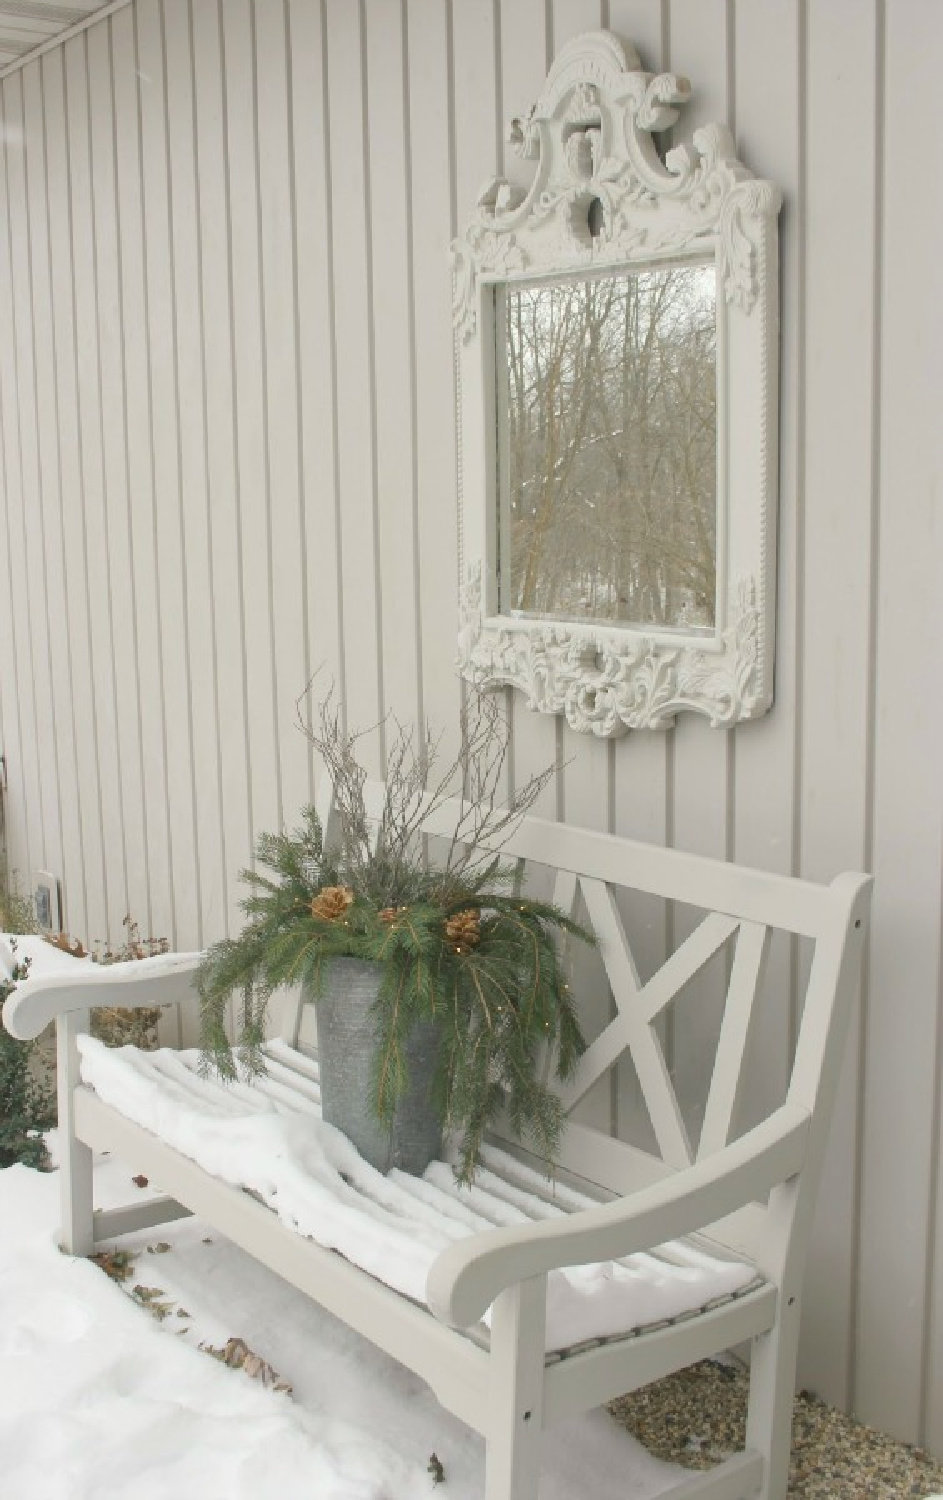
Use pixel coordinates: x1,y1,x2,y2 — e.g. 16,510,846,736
452,31,781,735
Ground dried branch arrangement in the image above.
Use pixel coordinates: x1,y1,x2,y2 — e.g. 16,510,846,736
199,695,590,1181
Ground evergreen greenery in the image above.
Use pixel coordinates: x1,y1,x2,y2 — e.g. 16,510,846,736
199,698,591,1182
0,881,56,1170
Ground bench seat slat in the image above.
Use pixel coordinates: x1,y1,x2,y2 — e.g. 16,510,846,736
76,1035,764,1357
72,1083,494,1431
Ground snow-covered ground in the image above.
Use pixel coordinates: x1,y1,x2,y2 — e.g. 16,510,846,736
0,1137,682,1500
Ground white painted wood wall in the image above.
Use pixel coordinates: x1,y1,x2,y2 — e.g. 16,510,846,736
0,0,940,1459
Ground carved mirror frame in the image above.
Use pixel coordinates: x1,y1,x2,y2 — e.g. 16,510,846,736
453,31,781,736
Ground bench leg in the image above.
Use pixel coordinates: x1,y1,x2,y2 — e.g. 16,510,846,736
745,1295,801,1500
56,1011,94,1256
485,1277,546,1500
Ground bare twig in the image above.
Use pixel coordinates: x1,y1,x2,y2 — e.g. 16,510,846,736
296,685,554,900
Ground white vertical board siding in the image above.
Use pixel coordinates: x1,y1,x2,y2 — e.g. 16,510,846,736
285,0,343,765
600,0,670,1155
793,1,878,1411
77,32,143,941
2,73,62,895
449,0,505,799
135,0,200,960
498,0,560,830
405,0,460,751
364,0,422,734
219,0,281,851
109,7,174,960
728,0,798,1143
550,0,617,1140
80,26,136,943
0,96,33,891
663,0,733,1148
857,0,943,1447
0,0,942,1455
161,5,226,958
19,63,86,943
254,2,310,825
189,0,251,940
50,35,101,946
324,0,383,761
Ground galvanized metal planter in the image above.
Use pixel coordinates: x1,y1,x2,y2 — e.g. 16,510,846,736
310,957,443,1175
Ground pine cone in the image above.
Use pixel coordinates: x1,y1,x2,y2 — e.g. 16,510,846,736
445,908,481,954
379,907,402,925
311,885,354,921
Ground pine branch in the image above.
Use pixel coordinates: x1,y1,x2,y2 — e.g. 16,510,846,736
200,690,593,1180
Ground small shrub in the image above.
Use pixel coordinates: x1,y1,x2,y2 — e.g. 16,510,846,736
0,870,36,936
0,945,56,1170
89,916,166,1049
46,916,166,1048
0,895,169,1168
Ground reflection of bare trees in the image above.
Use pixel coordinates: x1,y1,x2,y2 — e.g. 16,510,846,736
504,266,716,630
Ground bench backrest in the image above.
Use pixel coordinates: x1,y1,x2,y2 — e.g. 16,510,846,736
300,774,871,1276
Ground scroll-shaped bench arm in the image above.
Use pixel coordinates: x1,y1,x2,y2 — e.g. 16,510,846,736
1,951,204,1041
426,1102,811,1330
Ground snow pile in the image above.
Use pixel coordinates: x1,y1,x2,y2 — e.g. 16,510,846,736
0,1158,423,1499
0,931,93,979
77,1036,758,1352
0,1145,682,1498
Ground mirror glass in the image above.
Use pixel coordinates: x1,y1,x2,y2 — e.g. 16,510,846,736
496,262,717,633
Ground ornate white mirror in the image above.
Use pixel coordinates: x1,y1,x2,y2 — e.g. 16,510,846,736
453,31,781,735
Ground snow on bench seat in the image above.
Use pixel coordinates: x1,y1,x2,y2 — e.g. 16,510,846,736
77,1034,761,1356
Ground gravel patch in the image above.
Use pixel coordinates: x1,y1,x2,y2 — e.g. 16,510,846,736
609,1360,943,1498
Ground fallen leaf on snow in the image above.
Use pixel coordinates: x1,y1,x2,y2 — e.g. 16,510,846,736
90,1249,137,1283
132,1284,175,1321
199,1336,292,1394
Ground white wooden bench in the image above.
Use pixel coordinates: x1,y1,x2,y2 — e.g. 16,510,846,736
2,792,871,1500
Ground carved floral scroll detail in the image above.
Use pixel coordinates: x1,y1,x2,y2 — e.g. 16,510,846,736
458,566,764,736
450,39,781,341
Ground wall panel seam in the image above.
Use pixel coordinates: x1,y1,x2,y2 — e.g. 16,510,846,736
399,0,424,734
85,28,130,927
0,222,31,888
157,0,204,945
248,0,283,830
105,14,152,936
186,0,229,922
214,0,254,857
789,0,808,1060
849,0,886,1424
131,1,177,966
317,0,347,730
23,55,67,900
357,0,386,762
37,48,89,935
923,828,943,1446
281,0,314,806
55,42,96,937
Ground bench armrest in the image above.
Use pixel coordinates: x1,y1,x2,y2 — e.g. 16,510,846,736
1,950,204,1040
426,1102,810,1329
